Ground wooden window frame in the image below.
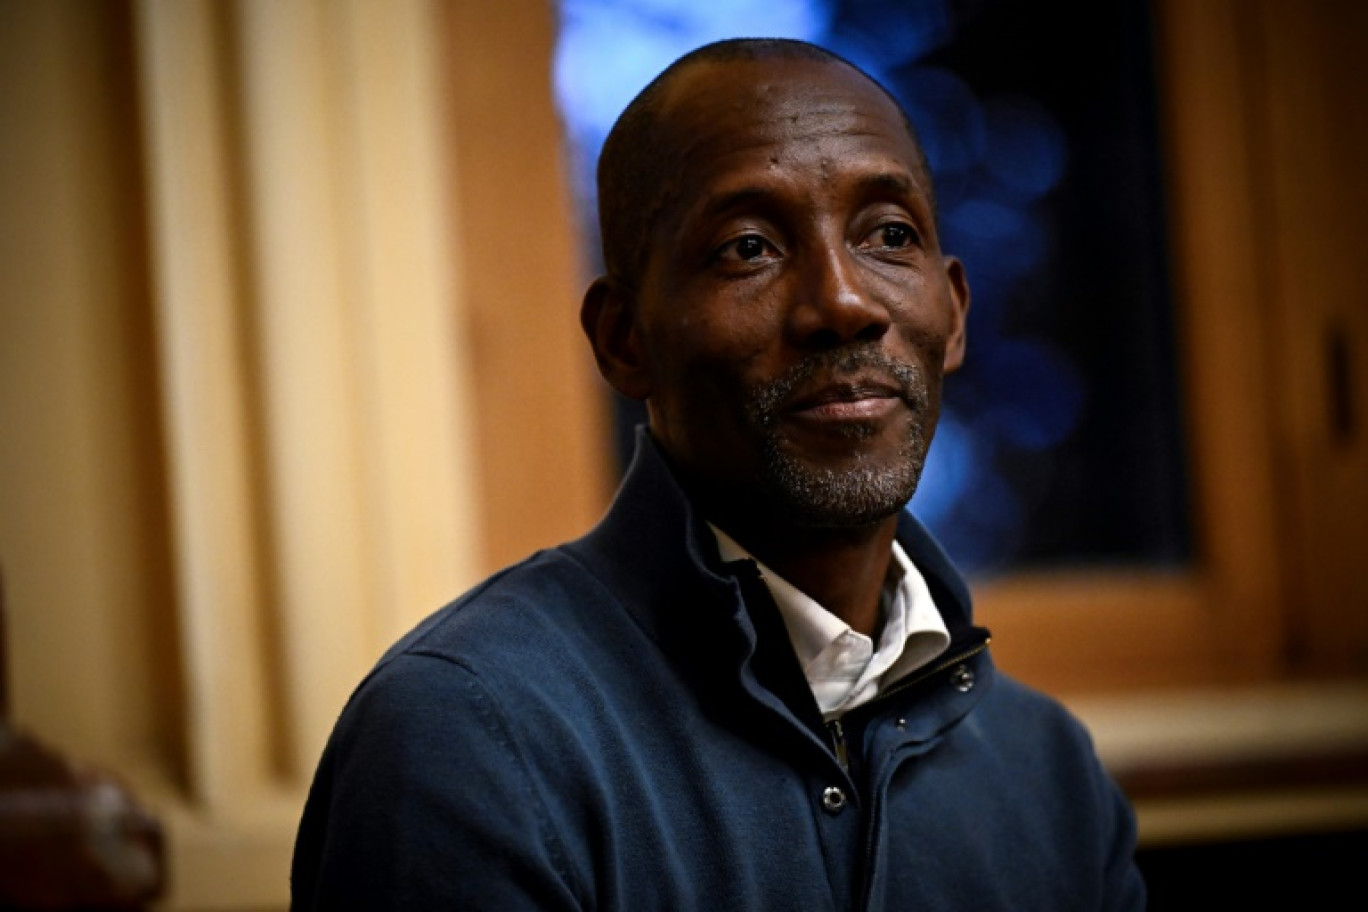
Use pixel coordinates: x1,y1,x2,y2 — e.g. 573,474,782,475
975,0,1368,697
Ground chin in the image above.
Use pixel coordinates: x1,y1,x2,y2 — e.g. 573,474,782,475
760,455,924,530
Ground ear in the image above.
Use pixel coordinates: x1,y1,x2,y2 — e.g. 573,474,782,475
941,256,970,373
580,276,653,400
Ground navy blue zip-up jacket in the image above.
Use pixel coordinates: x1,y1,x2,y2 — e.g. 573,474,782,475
292,432,1146,910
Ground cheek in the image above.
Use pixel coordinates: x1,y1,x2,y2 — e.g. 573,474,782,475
892,317,948,375
887,285,959,372
648,304,777,390
640,314,775,477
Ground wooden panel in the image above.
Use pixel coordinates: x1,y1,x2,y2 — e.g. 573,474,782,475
1152,0,1285,671
1254,0,1368,674
232,0,380,781
136,0,281,808
130,0,509,905
440,0,612,574
329,0,485,649
979,573,1238,695
0,0,184,779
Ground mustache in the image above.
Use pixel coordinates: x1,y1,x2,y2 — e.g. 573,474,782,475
746,345,927,424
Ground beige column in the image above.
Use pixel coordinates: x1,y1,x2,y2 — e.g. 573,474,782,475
135,0,279,814
3,0,605,906
134,0,484,905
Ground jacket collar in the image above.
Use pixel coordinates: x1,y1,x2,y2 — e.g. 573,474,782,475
568,427,982,651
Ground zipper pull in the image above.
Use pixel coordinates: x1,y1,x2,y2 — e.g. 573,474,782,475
827,717,849,772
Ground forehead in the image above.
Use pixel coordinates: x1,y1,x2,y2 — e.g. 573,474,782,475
653,58,929,209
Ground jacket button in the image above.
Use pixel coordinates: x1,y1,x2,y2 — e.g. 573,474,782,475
821,786,847,814
949,664,975,692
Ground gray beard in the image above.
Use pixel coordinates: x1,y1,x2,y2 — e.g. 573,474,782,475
745,347,932,529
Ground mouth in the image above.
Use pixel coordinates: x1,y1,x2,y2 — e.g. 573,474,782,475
746,347,928,439
786,379,907,423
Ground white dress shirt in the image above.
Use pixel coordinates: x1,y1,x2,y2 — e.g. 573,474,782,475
711,526,950,718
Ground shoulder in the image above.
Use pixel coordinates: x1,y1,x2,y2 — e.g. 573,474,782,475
293,651,590,908
969,668,1137,852
371,544,622,677
977,670,1107,765
294,550,629,907
330,537,670,758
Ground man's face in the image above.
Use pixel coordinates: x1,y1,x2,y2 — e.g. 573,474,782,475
613,58,968,529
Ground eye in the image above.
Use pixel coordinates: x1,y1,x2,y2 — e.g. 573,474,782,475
716,233,776,263
863,221,918,250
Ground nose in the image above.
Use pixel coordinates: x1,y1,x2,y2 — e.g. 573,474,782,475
787,243,891,350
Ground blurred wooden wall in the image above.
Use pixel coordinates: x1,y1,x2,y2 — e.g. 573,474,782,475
0,1,608,907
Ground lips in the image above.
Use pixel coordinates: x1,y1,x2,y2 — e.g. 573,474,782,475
787,378,907,421
744,346,929,436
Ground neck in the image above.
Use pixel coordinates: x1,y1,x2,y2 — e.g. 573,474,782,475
716,511,899,637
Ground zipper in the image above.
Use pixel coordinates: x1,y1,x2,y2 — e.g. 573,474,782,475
824,636,990,779
870,635,991,706
854,634,992,911
827,716,849,772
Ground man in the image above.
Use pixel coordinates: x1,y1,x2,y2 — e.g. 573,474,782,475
292,38,1146,910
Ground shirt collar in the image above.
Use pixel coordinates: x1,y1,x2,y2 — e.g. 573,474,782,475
710,524,950,715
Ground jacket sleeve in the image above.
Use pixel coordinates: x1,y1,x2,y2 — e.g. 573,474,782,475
1098,764,1148,912
290,653,585,910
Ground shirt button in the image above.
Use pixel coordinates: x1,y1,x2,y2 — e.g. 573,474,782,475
821,786,848,814
949,664,975,692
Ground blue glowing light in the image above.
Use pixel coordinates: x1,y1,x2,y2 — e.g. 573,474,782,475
824,0,953,70
892,67,985,179
554,0,830,144
982,96,1069,201
979,339,1086,451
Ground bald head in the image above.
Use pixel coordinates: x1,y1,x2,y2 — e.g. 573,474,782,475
596,38,935,291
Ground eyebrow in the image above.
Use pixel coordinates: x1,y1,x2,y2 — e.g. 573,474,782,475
694,186,779,224
858,171,918,197
856,171,938,227
685,168,928,235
